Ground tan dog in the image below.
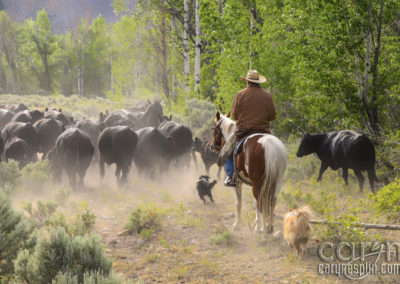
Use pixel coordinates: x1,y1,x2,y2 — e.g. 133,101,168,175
283,206,312,255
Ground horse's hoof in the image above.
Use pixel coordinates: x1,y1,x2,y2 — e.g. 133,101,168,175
267,226,274,234
233,222,240,231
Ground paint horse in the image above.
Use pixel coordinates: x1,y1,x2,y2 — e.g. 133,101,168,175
211,112,288,235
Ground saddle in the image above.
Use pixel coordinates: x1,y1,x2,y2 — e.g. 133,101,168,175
232,136,251,185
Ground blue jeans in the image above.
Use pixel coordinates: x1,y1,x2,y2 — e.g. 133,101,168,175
225,155,234,178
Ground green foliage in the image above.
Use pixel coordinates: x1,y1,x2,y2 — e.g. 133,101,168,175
370,178,400,219
14,227,112,284
70,209,97,236
0,184,36,277
52,270,128,284
0,160,21,188
125,203,164,239
21,161,50,193
22,200,58,227
210,226,235,247
54,187,71,206
314,210,369,243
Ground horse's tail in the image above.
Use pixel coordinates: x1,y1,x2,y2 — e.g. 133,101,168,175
258,135,288,214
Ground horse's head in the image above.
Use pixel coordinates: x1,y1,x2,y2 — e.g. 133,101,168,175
210,111,232,152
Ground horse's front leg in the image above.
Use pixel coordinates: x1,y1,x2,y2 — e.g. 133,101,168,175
233,181,243,230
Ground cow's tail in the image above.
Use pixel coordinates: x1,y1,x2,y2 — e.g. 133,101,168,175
73,131,80,172
360,134,378,182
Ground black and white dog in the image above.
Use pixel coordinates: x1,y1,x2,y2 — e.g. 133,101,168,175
196,175,217,204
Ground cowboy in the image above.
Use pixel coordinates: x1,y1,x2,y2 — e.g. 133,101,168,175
219,70,276,187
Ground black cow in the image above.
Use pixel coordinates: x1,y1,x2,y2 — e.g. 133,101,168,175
7,103,28,113
76,119,105,161
193,137,222,179
103,109,137,129
134,101,164,128
158,121,195,168
50,128,94,188
296,130,378,193
1,122,39,162
196,175,217,204
98,126,138,184
11,110,44,124
44,109,72,126
128,99,151,112
0,109,15,128
34,118,64,158
134,127,175,177
4,137,28,169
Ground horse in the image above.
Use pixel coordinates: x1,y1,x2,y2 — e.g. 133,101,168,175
211,111,288,235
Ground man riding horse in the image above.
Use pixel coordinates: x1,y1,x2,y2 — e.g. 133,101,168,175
218,70,277,187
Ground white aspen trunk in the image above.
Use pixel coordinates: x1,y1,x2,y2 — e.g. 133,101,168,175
110,55,114,94
194,0,201,91
172,63,175,100
249,13,254,70
77,65,81,96
0,47,2,93
183,0,190,89
135,62,138,97
363,30,372,101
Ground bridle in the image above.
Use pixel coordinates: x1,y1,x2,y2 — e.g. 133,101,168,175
210,120,225,152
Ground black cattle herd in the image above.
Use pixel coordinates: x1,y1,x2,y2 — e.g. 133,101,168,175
0,101,220,191
0,101,378,197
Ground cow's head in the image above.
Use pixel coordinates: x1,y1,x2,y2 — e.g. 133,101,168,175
30,110,44,123
192,137,203,152
296,133,313,157
210,112,225,152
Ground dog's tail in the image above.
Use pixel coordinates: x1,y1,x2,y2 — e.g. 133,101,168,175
296,206,312,229
210,180,217,188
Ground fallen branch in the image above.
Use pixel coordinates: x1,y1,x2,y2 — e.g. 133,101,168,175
310,220,400,231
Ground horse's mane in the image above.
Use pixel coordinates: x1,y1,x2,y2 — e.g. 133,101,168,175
219,115,235,140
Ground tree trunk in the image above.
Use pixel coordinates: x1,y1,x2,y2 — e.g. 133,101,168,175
219,0,223,16
194,0,201,91
161,0,170,99
110,55,114,95
310,220,400,231
0,46,2,93
183,0,190,90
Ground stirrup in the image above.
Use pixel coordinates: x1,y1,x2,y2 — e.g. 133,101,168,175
224,176,236,187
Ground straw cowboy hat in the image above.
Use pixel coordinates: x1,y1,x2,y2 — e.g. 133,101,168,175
241,70,266,84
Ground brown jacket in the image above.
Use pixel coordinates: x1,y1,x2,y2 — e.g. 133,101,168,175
231,85,276,137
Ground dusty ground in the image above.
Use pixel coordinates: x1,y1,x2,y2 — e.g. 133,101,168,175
14,159,400,283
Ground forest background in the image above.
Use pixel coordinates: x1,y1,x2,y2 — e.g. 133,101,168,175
1,0,400,180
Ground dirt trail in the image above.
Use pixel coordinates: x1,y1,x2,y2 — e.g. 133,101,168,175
75,163,336,283
15,161,391,283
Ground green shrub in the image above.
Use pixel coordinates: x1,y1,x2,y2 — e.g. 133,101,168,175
14,227,112,284
279,187,304,209
370,178,400,219
210,226,235,247
125,203,164,238
305,188,337,216
314,210,369,243
0,160,21,188
0,184,36,277
52,271,128,284
21,161,51,193
70,209,97,236
22,200,58,227
54,187,71,206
